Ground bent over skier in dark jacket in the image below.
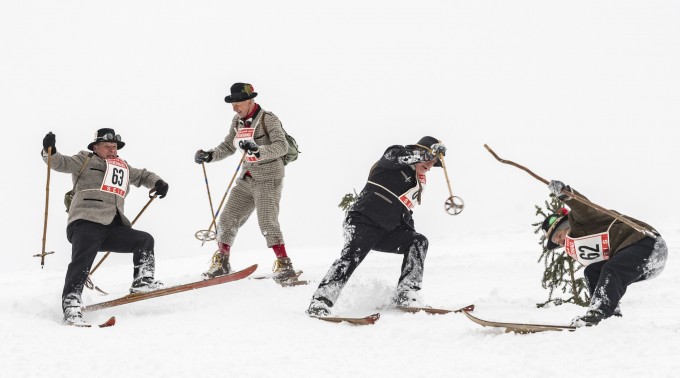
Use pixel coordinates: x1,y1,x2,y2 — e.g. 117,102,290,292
306,136,446,316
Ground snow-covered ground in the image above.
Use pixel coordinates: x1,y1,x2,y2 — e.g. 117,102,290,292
2,1,680,377
2,225,679,377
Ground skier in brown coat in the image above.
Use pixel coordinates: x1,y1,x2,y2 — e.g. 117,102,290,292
542,180,667,327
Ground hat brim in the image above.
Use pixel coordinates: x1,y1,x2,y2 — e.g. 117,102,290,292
88,140,125,151
545,217,569,250
225,92,258,103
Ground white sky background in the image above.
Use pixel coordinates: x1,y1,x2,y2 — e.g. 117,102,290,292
1,1,679,273
2,3,680,378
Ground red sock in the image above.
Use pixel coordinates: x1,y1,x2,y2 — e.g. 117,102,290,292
218,242,231,255
272,244,288,258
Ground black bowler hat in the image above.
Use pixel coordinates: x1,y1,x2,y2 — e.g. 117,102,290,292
408,136,443,167
541,211,570,250
224,82,258,103
87,128,125,151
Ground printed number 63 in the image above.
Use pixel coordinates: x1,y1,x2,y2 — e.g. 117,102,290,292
112,168,125,186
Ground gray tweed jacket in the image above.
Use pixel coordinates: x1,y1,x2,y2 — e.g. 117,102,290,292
42,150,162,226
210,108,288,181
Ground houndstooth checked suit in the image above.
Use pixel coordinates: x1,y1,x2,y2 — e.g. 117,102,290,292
209,107,289,247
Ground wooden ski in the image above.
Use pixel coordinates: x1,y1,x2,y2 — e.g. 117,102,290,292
397,304,475,315
312,313,381,325
463,310,576,334
82,264,257,313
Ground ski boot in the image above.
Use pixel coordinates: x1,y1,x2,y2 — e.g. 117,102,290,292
130,277,164,294
203,249,232,279
571,309,605,327
306,298,332,317
392,290,423,308
272,257,297,285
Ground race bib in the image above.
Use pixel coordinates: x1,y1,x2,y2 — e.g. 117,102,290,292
100,158,129,198
565,232,611,266
398,174,426,210
233,127,259,162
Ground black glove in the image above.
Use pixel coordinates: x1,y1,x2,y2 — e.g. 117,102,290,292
194,149,213,164
238,140,260,156
548,180,572,201
152,179,169,199
430,143,446,157
43,132,56,155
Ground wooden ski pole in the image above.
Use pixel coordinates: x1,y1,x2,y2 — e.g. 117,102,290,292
438,155,464,215
483,144,656,238
201,162,217,224
195,151,247,243
84,194,158,294
34,146,55,268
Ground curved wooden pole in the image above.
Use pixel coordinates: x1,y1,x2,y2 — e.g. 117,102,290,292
483,144,656,238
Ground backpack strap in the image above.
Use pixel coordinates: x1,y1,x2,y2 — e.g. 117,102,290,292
71,153,93,192
261,112,269,136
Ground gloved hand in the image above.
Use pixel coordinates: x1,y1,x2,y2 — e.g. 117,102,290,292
152,179,169,199
430,143,446,157
421,150,436,162
194,150,213,164
43,132,57,155
548,180,572,201
238,140,260,155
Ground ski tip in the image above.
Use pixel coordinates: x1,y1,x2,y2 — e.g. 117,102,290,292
456,304,475,313
99,316,116,328
365,313,380,324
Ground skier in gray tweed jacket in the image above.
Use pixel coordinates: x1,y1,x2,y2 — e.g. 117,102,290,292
42,128,169,324
194,82,298,284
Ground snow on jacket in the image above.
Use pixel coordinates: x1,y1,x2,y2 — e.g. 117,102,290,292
42,150,162,226
210,107,288,181
564,188,658,256
351,145,432,231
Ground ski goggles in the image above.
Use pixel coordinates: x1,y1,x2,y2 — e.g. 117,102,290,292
96,133,122,142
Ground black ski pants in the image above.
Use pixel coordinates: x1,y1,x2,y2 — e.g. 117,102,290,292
584,236,667,318
63,215,155,310
312,212,428,307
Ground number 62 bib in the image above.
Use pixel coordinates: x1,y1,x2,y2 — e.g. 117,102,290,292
101,158,130,198
564,220,615,266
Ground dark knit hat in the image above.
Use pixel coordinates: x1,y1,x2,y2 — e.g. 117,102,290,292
541,210,570,250
87,128,125,151
407,136,442,167
224,82,258,103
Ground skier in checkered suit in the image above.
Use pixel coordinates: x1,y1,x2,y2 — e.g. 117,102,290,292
195,82,297,284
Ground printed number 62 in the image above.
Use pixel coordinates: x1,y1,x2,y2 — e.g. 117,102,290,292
579,245,600,260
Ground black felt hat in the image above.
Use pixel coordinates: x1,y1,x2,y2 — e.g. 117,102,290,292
408,136,443,167
541,212,570,250
87,128,125,151
224,82,258,103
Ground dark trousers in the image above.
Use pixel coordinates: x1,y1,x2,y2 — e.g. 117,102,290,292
312,212,428,307
584,236,666,318
63,216,155,310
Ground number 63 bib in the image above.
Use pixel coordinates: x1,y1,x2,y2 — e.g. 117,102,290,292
100,158,129,197
565,220,615,266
